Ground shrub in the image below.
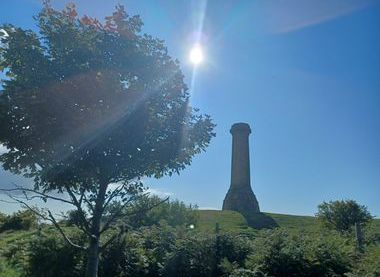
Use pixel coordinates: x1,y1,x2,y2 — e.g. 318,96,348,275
350,246,380,277
316,200,373,234
161,233,216,277
24,231,85,277
99,232,149,277
0,259,21,277
161,230,252,277
305,232,353,276
139,224,177,276
219,258,268,277
217,233,252,267
246,229,353,277
0,210,38,232
127,196,198,228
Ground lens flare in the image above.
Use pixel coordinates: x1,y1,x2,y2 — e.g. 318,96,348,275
189,45,204,65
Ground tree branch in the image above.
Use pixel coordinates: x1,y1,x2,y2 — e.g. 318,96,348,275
0,186,74,205
102,183,127,211
64,186,92,233
82,193,95,213
47,210,87,251
99,194,138,234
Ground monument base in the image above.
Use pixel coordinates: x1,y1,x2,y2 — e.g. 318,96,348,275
223,187,277,229
223,186,260,215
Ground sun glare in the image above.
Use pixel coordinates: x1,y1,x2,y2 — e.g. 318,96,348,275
189,45,204,65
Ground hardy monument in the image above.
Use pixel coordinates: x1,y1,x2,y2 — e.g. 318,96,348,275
223,122,277,229
223,123,260,214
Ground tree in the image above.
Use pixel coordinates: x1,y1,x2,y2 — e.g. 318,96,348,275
0,2,215,276
316,200,373,234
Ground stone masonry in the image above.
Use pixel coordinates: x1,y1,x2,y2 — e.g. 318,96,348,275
223,123,277,229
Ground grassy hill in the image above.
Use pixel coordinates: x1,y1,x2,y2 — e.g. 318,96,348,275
197,210,380,234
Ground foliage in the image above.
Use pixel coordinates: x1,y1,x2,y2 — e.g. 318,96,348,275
0,213,5,227
246,229,354,277
350,246,380,277
217,233,252,267
316,200,373,234
24,231,86,277
160,232,216,276
64,209,87,228
139,224,177,276
160,231,252,277
0,210,38,233
365,223,380,246
1,222,255,277
0,259,21,277
246,229,310,276
0,216,379,277
219,258,267,277
127,196,198,228
98,232,149,277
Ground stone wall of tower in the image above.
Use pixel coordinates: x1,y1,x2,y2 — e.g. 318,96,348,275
222,123,260,215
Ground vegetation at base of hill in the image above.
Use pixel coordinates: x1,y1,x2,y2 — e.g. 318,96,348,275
0,210,38,233
1,199,379,277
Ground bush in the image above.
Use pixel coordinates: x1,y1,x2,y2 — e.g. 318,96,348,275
246,229,353,277
161,230,253,277
305,232,353,276
0,259,21,277
217,233,252,267
127,196,198,228
247,230,309,277
219,258,268,277
316,200,373,234
161,233,216,277
0,210,38,232
139,224,177,276
24,231,85,277
99,233,149,277
350,246,380,277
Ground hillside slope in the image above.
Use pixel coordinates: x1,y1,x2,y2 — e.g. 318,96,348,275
197,210,380,234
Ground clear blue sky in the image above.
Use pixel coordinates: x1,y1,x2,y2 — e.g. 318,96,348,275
1,0,379,216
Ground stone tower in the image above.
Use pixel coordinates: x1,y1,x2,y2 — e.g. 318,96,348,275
223,122,260,215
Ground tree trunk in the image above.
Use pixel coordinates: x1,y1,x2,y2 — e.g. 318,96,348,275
86,236,100,277
85,181,108,277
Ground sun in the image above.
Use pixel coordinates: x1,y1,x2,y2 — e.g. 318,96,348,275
189,44,204,65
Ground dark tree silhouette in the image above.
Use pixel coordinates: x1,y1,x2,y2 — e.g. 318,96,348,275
0,2,215,276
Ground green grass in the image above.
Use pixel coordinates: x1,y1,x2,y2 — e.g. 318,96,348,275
196,210,249,233
265,212,318,232
372,218,380,230
197,210,380,234
0,229,35,249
